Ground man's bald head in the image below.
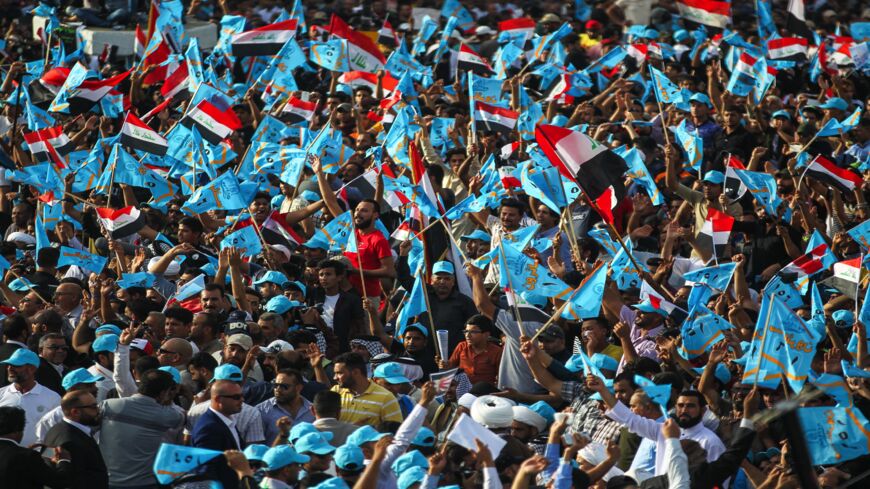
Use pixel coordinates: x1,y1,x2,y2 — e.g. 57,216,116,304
159,338,193,366
54,283,82,312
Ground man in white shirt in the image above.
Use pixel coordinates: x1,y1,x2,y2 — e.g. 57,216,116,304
587,374,725,477
0,348,61,447
88,334,118,402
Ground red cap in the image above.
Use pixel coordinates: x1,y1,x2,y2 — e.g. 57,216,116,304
585,20,603,30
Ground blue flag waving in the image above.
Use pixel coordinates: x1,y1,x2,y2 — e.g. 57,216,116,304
683,262,737,291
798,406,870,465
220,226,263,257
561,262,608,321
497,243,573,301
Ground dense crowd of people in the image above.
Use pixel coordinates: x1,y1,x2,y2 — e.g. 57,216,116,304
0,0,867,488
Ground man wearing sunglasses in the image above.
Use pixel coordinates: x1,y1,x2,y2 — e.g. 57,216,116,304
191,379,246,489
255,369,314,445
44,389,108,489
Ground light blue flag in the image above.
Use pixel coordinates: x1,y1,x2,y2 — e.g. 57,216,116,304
521,163,566,213
383,178,441,217
185,38,204,93
649,65,687,108
851,22,870,41
153,443,222,484
816,117,844,137
220,226,263,257
154,0,185,48
443,194,486,220
610,240,648,290
750,57,776,105
257,38,306,91
497,243,573,300
181,171,248,214
756,0,777,39
673,120,703,173
396,274,428,332
806,230,836,269
58,246,107,273
116,272,156,289
588,228,620,258
762,275,804,308
620,147,663,205
798,406,870,465
842,360,870,379
386,39,428,78
305,211,352,251
440,0,475,32
502,225,540,252
840,107,863,132
681,304,733,358
562,262,608,320
683,263,737,291
734,169,789,220
252,115,294,144
310,39,350,72
48,63,89,113
468,72,504,106
812,373,853,407
211,15,246,59
35,215,50,252
809,282,827,337
847,219,870,250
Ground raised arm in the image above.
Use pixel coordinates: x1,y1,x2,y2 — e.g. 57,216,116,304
312,156,344,219
466,263,495,319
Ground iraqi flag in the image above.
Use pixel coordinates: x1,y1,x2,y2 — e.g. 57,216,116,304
544,74,573,103
39,67,70,95
457,44,493,75
640,280,689,324
724,154,747,199
259,210,303,249
120,113,168,156
498,18,536,39
282,96,317,124
328,15,386,72
786,0,813,39
676,0,731,29
594,186,619,225
474,102,518,135
231,19,298,57
160,62,189,100
23,126,74,163
767,37,809,61
697,208,734,258
801,155,863,194
338,71,397,94
535,124,628,201
65,70,131,114
377,19,399,48
181,100,242,145
96,206,146,238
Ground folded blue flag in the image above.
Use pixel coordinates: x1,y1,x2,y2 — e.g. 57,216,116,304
116,272,156,289
182,171,249,214
683,263,736,291
562,262,608,321
153,443,223,484
220,225,263,257
57,246,107,273
396,274,427,332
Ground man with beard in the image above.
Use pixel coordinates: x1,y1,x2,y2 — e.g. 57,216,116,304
0,348,61,446
44,390,108,489
256,369,314,445
320,352,402,429
187,351,218,403
587,375,725,477
603,286,667,365
34,368,103,443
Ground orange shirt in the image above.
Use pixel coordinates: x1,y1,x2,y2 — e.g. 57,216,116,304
449,341,502,385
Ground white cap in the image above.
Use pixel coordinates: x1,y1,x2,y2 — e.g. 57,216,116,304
512,406,547,432
475,26,496,36
6,232,35,245
264,339,294,353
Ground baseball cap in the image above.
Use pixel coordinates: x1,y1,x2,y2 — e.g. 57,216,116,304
528,401,555,426
243,444,270,462
8,277,34,292
475,25,496,36
95,324,123,336
373,362,411,384
130,338,154,355
540,13,560,23
226,334,253,351
585,20,603,30
347,425,388,446
92,334,119,353
771,109,792,120
703,170,725,185
289,422,331,444
223,322,249,336
254,271,290,287
263,445,309,470
432,261,454,275
402,323,429,338
214,364,244,381
263,339,294,354
159,366,182,384
313,477,350,489
398,467,428,489
689,93,712,107
265,295,299,314
537,326,564,341
461,230,491,242
631,300,668,316
412,427,435,447
819,97,848,111
391,450,429,476
833,309,855,328
61,368,104,391
295,432,336,455
673,29,689,42
334,444,365,471
285,280,307,296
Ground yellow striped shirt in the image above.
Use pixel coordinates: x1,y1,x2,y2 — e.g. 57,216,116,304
331,381,403,428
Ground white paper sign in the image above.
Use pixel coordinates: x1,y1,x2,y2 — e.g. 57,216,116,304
447,413,507,459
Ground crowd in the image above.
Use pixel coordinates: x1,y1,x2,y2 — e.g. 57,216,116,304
0,0,867,488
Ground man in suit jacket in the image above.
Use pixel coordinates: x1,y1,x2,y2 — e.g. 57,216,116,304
44,390,108,489
0,315,30,388
0,406,71,489
191,379,245,489
311,390,357,446
35,333,69,396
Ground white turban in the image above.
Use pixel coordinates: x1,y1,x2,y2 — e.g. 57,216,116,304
512,406,547,432
458,393,477,409
471,395,516,429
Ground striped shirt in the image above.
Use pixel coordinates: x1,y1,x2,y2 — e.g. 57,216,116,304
331,381,403,428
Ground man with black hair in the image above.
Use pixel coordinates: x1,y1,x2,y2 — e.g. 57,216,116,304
187,351,218,398
44,389,108,489
0,405,71,488
312,390,358,446
312,258,365,350
441,314,502,385
98,369,184,487
164,307,194,339
36,332,69,396
201,283,229,318
319,352,402,428
0,315,28,368
4,201,33,241
191,311,223,354
256,368,314,445
29,247,61,293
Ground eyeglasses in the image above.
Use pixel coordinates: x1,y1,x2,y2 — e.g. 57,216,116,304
463,330,483,335
45,345,68,351
218,394,243,401
158,348,177,355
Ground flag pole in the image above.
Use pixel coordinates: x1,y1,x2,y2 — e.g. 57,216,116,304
527,264,605,343
438,218,469,262
856,254,863,319
6,268,50,305
351,220,368,300
249,218,279,270
497,244,526,337
753,292,776,385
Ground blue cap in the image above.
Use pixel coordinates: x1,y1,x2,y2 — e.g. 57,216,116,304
702,170,725,185
95,324,122,336
334,444,365,471
214,364,244,381
819,97,848,111
286,280,307,296
313,477,350,489
398,467,428,489
460,230,491,242
347,425,388,446
1,348,39,367
590,352,619,372
373,362,411,384
289,422,331,444
432,261,454,275
62,367,104,390
631,300,668,316
833,310,855,328
771,109,792,120
243,444,271,461
301,190,321,202
159,366,181,384
673,29,689,42
412,427,435,447
528,401,555,426
92,334,119,353
402,323,429,338
391,449,429,476
265,296,301,314
263,445,309,469
643,28,659,39
8,277,33,292
295,432,336,455
689,93,712,107
254,271,290,287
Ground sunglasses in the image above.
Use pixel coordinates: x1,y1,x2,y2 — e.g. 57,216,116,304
158,348,178,355
274,383,295,390
218,394,243,401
